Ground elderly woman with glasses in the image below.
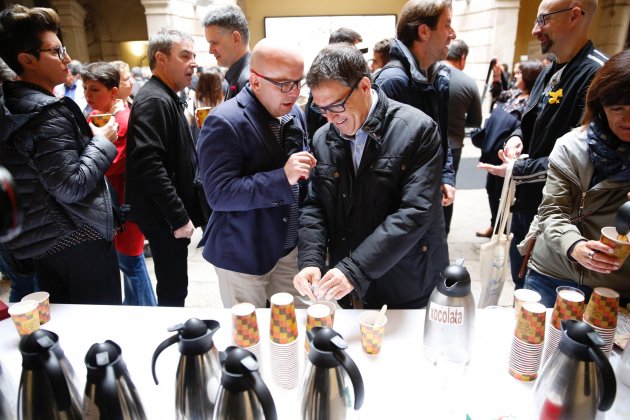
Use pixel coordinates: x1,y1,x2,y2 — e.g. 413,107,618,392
520,49,630,307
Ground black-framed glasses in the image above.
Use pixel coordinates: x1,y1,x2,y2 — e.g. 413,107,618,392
535,7,584,27
27,45,67,60
310,76,364,115
250,69,305,93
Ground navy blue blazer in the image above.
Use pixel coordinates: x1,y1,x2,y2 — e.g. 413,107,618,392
197,86,307,275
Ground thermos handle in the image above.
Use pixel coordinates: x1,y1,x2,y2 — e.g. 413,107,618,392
40,350,73,411
151,334,179,385
588,347,616,411
335,350,364,410
250,370,277,420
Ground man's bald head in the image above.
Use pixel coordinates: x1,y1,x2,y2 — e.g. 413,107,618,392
249,39,304,117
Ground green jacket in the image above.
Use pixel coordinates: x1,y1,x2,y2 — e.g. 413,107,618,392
523,128,630,297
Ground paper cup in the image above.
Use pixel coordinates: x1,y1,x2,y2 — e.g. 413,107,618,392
304,303,333,353
195,107,212,128
583,287,619,329
315,300,337,325
358,310,387,355
600,226,630,266
514,289,542,318
90,113,112,128
232,302,259,347
550,286,584,330
269,293,298,344
21,291,50,324
514,302,546,345
8,300,40,336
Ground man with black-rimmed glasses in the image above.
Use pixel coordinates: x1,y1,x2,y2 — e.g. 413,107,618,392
478,0,607,291
293,43,448,309
197,39,316,308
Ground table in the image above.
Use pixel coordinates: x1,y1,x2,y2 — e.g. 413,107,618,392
1,305,629,419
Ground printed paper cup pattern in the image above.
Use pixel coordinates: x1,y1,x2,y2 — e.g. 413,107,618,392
9,300,40,336
90,114,112,127
304,303,333,353
550,287,584,330
269,293,298,344
600,226,630,266
232,302,259,347
21,291,50,324
514,289,541,319
514,302,546,344
195,107,212,128
583,287,619,329
359,310,387,355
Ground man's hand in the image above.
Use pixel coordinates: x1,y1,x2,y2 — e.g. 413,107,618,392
570,240,619,274
441,184,455,207
293,267,321,301
90,117,118,143
284,151,317,185
477,148,516,178
503,136,523,159
317,268,355,301
173,220,195,239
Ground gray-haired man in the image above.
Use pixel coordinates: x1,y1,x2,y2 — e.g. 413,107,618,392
126,28,207,307
294,43,448,309
203,5,250,100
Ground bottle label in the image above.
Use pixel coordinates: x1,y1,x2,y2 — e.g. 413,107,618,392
428,302,465,326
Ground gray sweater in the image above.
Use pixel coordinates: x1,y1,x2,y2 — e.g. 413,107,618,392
445,65,482,149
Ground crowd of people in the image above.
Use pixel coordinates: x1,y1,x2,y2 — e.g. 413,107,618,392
0,0,628,310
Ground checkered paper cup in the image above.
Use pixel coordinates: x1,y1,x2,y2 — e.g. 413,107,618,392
90,113,112,128
513,289,542,319
514,302,546,345
232,302,260,348
304,303,333,354
584,320,616,358
583,287,619,329
21,291,50,324
269,293,298,344
8,299,40,336
508,335,544,381
551,286,585,330
600,226,630,266
195,107,212,129
358,310,388,355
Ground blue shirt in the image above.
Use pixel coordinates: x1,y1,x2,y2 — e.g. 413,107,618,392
345,89,378,174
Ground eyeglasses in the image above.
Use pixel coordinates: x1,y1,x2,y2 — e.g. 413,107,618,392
310,76,364,115
535,7,585,27
250,69,305,93
28,45,67,60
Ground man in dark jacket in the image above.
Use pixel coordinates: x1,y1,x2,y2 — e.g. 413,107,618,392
198,39,315,308
478,0,606,289
294,43,448,309
126,28,207,307
0,5,121,304
374,0,457,235
203,5,250,101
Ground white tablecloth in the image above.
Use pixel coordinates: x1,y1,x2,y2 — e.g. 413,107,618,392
1,305,628,419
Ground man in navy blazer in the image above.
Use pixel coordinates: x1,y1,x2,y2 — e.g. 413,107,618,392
197,39,316,308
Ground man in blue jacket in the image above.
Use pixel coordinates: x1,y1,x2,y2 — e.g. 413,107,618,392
198,39,316,308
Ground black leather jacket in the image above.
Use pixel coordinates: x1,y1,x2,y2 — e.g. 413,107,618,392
298,88,449,309
0,81,117,258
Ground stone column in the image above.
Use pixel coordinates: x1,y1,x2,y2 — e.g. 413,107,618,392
51,0,89,63
594,0,630,55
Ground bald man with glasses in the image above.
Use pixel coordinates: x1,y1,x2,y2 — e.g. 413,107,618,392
477,0,607,290
197,39,315,308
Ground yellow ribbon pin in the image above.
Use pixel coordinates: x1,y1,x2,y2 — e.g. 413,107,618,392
548,88,563,105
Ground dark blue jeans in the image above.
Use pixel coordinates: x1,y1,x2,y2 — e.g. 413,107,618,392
0,244,38,302
524,269,592,308
118,253,157,306
509,209,537,290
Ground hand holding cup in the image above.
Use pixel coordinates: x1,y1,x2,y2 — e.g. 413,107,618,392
89,114,118,143
284,151,316,185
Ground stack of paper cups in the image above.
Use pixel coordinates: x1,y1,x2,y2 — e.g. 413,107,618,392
304,303,333,357
231,303,262,368
269,292,299,389
542,286,585,366
509,302,546,381
583,287,619,358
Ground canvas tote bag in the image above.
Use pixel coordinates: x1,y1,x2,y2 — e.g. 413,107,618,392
478,161,516,308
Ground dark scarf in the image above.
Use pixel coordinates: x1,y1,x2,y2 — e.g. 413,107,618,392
587,121,630,184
